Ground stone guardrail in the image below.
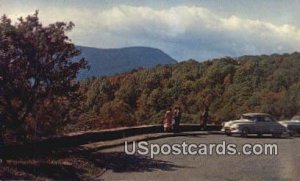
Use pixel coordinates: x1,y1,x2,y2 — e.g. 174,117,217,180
45,124,221,147
0,124,222,158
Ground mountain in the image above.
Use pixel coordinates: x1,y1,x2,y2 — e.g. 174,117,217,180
75,46,177,79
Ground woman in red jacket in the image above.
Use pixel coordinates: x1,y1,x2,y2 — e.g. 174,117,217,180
164,108,173,132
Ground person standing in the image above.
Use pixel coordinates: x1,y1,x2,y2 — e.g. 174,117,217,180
163,108,173,132
200,107,209,130
0,114,6,165
173,106,181,133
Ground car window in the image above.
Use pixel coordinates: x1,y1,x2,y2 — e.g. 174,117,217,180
241,115,246,119
255,116,265,122
241,115,256,121
264,116,274,122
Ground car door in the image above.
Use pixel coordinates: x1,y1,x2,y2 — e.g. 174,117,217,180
254,116,265,134
263,116,274,134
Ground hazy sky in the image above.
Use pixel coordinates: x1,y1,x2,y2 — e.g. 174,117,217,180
1,0,300,61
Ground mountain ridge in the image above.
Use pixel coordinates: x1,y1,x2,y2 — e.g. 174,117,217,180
76,45,177,79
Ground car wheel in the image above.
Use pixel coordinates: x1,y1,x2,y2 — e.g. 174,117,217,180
272,132,282,138
241,128,249,137
289,130,295,137
226,132,232,136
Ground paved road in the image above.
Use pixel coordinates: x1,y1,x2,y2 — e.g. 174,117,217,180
99,134,300,181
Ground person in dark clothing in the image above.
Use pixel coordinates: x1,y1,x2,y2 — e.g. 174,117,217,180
0,113,6,165
200,107,209,130
173,106,182,133
0,113,4,145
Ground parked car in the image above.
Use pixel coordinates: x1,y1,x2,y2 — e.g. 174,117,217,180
279,116,300,136
222,113,288,137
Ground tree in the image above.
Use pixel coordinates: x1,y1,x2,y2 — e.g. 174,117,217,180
0,12,87,142
84,78,114,112
99,100,136,128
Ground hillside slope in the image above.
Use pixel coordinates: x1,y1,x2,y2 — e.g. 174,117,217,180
75,52,300,131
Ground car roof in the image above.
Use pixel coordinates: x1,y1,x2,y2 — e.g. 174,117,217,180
242,113,271,117
292,116,300,120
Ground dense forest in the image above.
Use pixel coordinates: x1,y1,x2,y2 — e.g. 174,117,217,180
72,52,300,131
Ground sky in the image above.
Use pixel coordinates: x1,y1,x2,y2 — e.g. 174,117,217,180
1,0,300,61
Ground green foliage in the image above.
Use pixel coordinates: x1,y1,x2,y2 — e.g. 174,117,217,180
0,12,87,141
77,52,300,129
99,99,136,128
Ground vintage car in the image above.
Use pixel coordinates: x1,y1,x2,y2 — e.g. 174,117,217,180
222,113,288,137
279,116,300,136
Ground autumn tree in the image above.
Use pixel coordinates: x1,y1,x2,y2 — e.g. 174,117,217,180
0,12,87,142
74,48,300,129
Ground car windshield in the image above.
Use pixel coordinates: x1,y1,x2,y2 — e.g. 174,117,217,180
291,116,300,121
240,115,256,121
